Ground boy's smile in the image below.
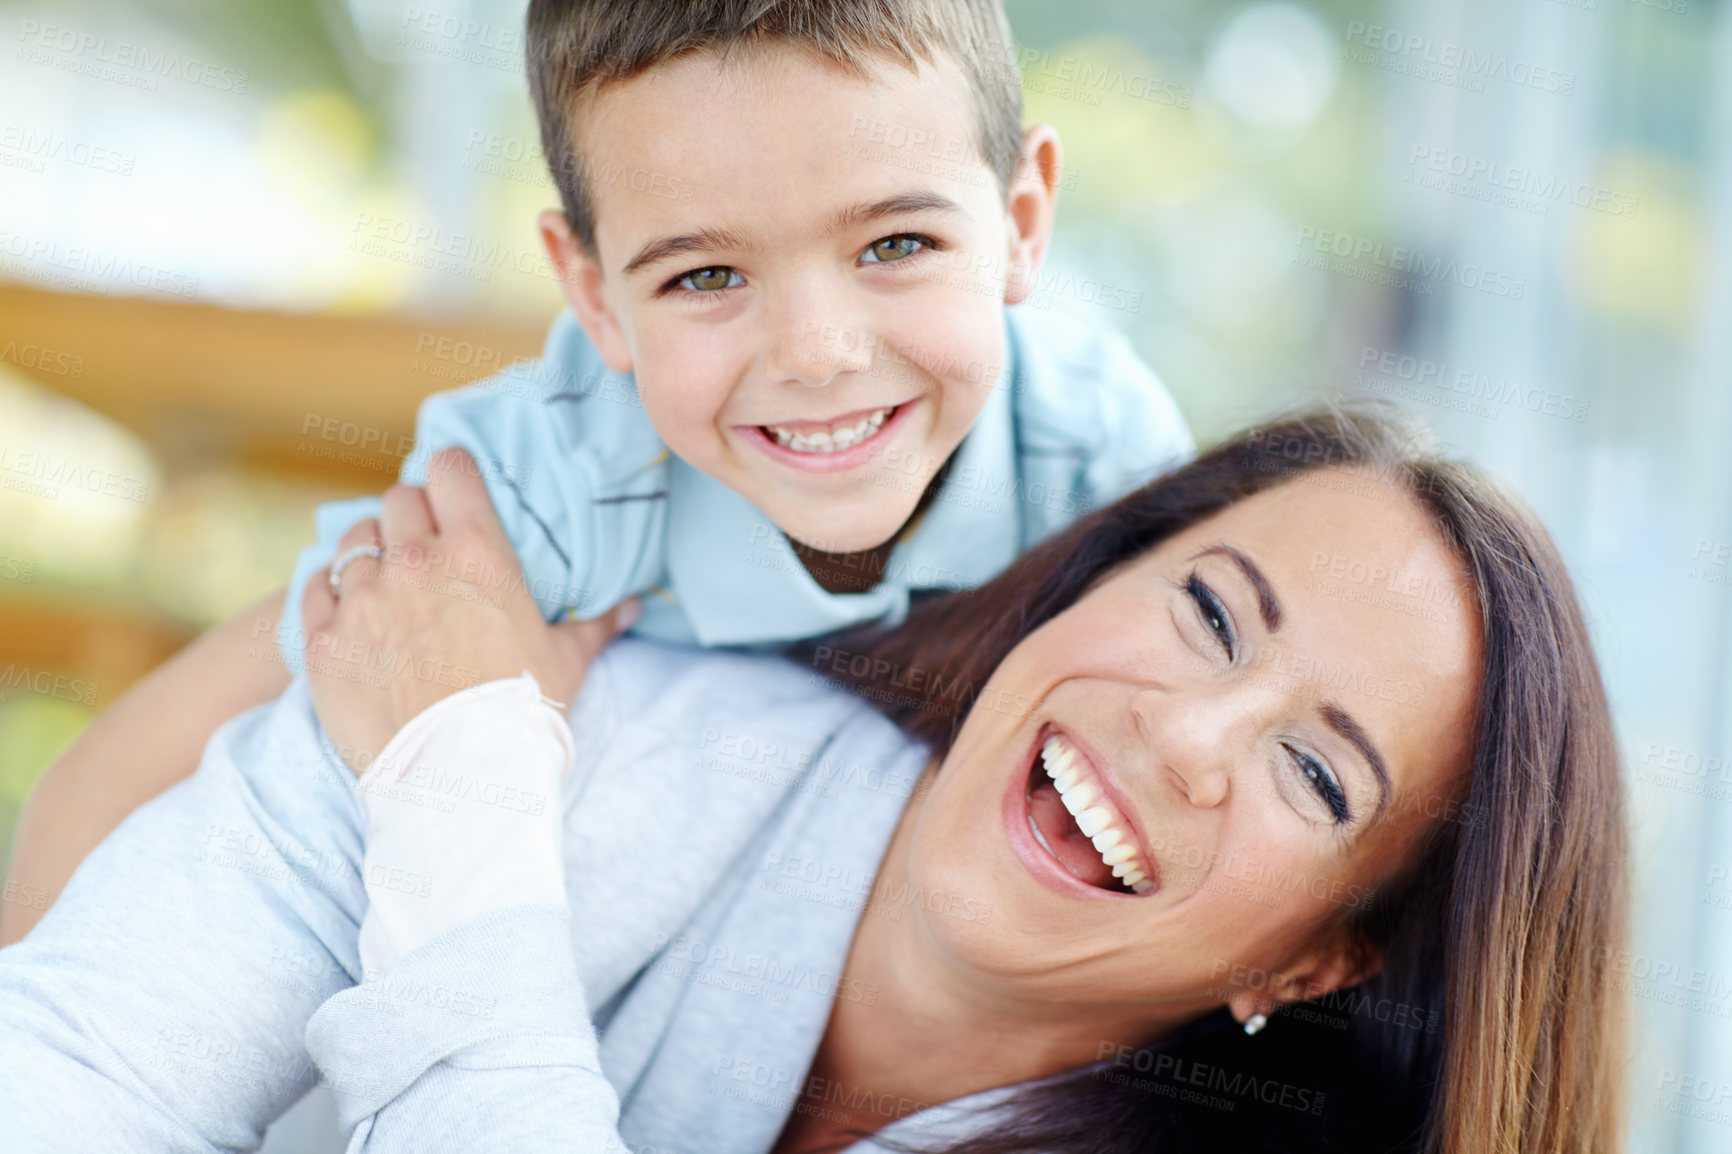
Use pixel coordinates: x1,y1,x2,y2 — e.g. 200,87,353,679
541,44,1061,555
746,400,914,473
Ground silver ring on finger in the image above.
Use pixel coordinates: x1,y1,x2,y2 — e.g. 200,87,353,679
329,543,383,597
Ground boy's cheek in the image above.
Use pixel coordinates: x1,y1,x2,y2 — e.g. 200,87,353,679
878,297,1005,406
920,378,995,468
625,334,742,451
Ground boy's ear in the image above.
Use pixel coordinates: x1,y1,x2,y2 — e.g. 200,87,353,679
1001,123,1063,307
1225,937,1383,1028
538,209,635,375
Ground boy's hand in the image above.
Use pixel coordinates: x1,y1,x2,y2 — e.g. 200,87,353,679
300,446,638,774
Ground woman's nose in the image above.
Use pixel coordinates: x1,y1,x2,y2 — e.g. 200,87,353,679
1131,688,1236,809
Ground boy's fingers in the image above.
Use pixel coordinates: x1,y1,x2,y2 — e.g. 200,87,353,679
423,447,503,540
548,598,641,665
617,597,643,632
586,597,642,647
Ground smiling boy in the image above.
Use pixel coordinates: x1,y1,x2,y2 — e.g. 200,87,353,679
270,0,1191,654
2,0,1190,941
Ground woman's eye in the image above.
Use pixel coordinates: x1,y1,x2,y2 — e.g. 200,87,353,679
673,266,743,293
1287,745,1351,825
1185,574,1235,660
859,235,927,264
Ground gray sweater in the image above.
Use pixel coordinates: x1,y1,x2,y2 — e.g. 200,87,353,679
0,640,1021,1152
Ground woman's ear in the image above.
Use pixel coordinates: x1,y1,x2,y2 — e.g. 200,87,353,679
538,209,635,374
1001,123,1062,306
1227,940,1383,1027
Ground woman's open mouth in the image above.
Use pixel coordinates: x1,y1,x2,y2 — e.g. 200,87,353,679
741,401,915,474
1023,732,1158,896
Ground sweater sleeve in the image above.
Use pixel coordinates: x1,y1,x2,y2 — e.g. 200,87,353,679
351,675,572,974
305,676,631,1152
306,907,630,1152
0,680,367,1153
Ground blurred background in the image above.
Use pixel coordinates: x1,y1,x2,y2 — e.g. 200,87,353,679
0,0,1726,1149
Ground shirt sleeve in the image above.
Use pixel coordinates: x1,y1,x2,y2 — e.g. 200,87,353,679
395,318,670,627
1006,306,1194,545
305,675,632,1152
279,314,671,674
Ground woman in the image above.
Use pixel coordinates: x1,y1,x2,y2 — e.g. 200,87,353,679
0,408,1626,1154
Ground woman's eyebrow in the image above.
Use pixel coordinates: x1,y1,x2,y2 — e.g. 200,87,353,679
1191,544,1281,631
1320,701,1392,824
1189,543,1395,825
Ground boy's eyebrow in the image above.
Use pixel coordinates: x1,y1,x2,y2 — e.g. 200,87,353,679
622,226,753,277
825,191,968,234
620,191,964,278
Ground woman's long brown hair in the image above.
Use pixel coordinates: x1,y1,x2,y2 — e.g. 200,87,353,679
795,406,1629,1153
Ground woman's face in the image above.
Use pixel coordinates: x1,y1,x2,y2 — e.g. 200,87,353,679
903,469,1482,1026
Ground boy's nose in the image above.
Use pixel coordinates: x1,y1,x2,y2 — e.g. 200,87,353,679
763,292,874,387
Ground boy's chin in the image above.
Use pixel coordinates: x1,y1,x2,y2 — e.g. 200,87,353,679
774,500,920,557
780,519,907,556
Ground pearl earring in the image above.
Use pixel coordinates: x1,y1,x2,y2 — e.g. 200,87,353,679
1243,1012,1268,1036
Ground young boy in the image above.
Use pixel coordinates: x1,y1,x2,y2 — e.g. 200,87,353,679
1,0,1190,941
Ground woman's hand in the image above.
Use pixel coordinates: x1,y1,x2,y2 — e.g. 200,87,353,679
300,447,638,774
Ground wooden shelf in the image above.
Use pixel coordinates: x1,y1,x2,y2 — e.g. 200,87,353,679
0,283,554,481
0,284,559,692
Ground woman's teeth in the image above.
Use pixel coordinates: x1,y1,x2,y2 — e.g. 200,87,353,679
1042,736,1155,894
766,407,891,454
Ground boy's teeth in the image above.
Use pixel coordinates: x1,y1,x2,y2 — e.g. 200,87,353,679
765,407,893,455
1038,735,1154,896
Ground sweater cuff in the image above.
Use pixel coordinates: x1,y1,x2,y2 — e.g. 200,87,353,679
354,673,573,976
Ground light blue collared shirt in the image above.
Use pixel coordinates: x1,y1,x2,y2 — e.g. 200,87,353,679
279,305,1190,663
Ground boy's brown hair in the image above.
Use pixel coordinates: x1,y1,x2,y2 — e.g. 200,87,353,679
526,0,1025,252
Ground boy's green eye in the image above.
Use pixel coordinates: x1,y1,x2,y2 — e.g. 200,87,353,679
677,266,743,292
860,235,926,263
